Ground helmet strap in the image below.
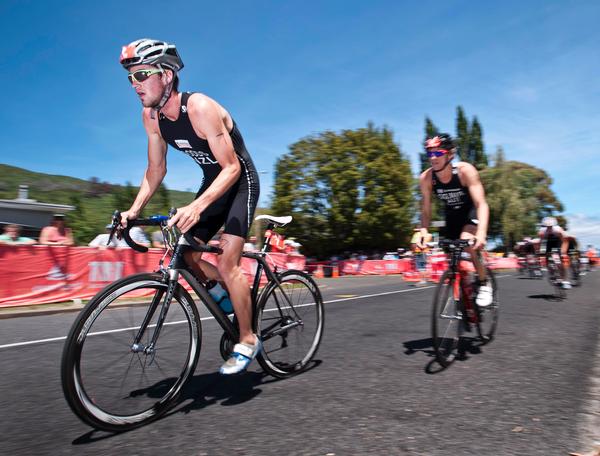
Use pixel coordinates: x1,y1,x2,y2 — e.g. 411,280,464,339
150,65,175,119
433,156,452,175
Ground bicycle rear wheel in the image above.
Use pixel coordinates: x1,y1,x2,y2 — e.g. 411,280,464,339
61,273,201,432
571,259,581,287
431,270,464,367
475,268,499,343
547,261,566,299
255,270,324,378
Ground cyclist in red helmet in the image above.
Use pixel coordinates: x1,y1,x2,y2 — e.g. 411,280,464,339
118,38,261,375
417,133,493,307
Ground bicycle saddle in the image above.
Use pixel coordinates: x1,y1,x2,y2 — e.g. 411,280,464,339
255,215,292,226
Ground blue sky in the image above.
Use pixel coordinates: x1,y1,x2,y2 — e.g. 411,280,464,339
1,0,599,246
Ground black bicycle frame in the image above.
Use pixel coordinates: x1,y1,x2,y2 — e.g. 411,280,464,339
132,220,298,351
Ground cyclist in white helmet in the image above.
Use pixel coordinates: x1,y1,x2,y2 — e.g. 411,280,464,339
538,216,571,289
118,39,262,375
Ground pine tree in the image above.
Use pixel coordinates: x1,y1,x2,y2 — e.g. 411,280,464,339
455,106,470,162
469,116,488,169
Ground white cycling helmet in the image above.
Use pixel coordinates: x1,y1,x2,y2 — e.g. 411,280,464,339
541,216,558,227
120,38,184,71
120,38,183,117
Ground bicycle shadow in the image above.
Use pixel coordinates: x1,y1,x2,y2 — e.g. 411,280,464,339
71,360,322,444
174,359,322,414
403,337,484,374
527,293,565,302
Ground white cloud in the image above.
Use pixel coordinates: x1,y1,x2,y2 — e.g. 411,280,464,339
565,213,600,248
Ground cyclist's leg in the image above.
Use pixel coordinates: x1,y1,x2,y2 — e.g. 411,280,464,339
460,224,486,282
217,233,255,345
182,193,230,282
221,177,259,345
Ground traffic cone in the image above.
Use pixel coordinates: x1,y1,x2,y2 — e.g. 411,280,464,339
332,264,339,278
314,265,324,279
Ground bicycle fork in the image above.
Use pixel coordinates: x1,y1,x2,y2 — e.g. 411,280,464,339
130,270,179,364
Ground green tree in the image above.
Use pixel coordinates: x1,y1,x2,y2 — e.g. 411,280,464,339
455,106,470,162
481,147,563,251
272,123,415,258
113,181,138,212
469,117,488,170
156,183,170,214
67,194,99,245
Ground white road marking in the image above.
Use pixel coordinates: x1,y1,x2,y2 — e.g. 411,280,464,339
0,275,512,350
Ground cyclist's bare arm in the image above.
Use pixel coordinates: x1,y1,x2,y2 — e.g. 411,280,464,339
459,163,489,249
169,94,241,233
121,109,167,227
418,169,433,248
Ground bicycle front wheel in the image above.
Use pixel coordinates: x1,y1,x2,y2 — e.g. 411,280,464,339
431,270,463,367
255,270,324,378
61,272,201,432
476,267,499,343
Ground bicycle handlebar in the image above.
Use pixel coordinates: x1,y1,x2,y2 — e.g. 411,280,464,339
438,239,475,249
108,209,223,255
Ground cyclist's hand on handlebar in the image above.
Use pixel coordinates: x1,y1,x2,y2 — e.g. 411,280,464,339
167,203,202,233
473,233,487,251
115,209,139,239
119,209,139,229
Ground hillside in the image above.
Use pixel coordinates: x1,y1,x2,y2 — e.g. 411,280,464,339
0,164,196,244
0,164,194,207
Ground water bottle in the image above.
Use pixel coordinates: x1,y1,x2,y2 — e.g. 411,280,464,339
207,282,234,314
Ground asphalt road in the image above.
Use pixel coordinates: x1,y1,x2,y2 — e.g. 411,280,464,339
1,270,599,456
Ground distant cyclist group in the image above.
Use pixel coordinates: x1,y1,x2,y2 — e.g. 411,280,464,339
515,216,592,292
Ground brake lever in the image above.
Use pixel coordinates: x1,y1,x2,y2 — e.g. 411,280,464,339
107,210,121,246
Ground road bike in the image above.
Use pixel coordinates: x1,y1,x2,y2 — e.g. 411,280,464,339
568,250,582,287
431,239,499,367
61,211,324,432
545,249,567,299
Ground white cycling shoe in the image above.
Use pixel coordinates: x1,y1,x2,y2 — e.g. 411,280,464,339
561,281,572,289
476,285,493,307
220,335,262,375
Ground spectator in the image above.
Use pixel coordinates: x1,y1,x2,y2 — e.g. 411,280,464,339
243,235,258,252
0,224,36,245
39,214,74,246
88,224,127,249
129,226,150,247
586,244,597,268
284,238,301,255
410,227,432,285
151,229,166,248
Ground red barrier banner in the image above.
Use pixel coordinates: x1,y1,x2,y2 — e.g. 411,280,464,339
338,255,519,280
339,259,412,275
0,246,305,307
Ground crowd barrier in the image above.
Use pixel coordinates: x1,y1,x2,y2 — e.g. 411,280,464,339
308,254,520,283
0,245,306,307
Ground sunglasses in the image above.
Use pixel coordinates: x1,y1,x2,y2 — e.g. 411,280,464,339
426,149,450,158
127,68,163,84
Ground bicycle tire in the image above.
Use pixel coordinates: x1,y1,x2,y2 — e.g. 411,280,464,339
571,260,581,287
61,272,201,432
431,270,463,367
475,267,499,343
547,260,566,299
255,270,324,378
